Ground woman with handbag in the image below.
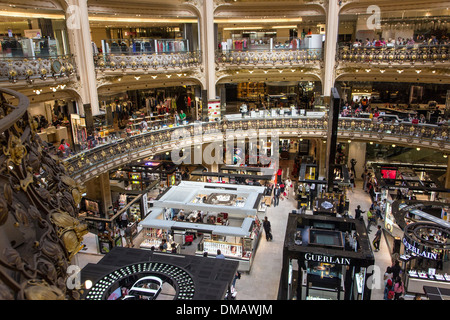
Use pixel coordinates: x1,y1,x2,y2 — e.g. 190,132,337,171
393,276,405,300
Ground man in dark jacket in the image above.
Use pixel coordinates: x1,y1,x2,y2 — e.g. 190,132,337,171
263,216,273,241
354,205,365,220
273,185,281,207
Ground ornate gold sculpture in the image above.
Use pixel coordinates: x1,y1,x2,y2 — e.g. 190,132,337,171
0,88,87,300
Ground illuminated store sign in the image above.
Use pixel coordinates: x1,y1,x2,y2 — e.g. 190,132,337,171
402,237,438,260
304,253,351,265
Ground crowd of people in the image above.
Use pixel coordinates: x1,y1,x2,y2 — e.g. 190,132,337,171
350,34,449,48
340,97,448,126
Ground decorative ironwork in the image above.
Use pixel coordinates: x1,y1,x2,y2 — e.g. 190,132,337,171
94,51,202,72
216,49,322,67
65,116,450,184
0,88,86,300
0,55,76,84
337,45,449,65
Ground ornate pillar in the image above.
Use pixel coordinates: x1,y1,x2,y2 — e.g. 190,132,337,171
84,172,112,216
201,0,216,100
322,0,340,98
347,142,366,180
65,0,100,118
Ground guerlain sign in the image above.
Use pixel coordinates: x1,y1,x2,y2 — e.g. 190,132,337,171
402,237,438,260
304,253,351,265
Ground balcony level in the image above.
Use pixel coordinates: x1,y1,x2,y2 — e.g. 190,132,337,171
64,115,450,184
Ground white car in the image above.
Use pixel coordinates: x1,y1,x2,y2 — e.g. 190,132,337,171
122,276,163,300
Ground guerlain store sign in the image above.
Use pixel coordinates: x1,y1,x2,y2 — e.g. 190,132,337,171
304,253,351,265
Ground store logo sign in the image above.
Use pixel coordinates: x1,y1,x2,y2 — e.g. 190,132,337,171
304,253,351,265
402,237,438,260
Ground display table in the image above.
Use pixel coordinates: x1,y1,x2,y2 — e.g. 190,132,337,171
406,273,450,294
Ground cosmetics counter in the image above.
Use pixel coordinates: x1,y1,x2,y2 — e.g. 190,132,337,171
279,214,375,300
139,181,266,271
381,197,450,292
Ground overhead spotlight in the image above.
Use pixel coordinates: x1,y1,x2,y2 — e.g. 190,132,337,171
379,69,385,73
416,147,420,151
134,76,141,80
397,70,403,73
415,69,422,74
151,75,157,79
365,69,371,73
392,144,396,147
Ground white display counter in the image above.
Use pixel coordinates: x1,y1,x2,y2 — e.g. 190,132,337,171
139,181,266,271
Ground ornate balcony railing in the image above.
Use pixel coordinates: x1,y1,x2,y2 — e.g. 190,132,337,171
216,49,323,67
94,51,202,72
0,88,86,300
0,55,76,84
336,44,449,65
64,115,450,183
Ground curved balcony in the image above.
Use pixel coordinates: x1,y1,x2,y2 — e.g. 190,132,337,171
0,55,76,84
64,115,450,184
336,44,449,66
94,51,202,74
216,48,322,68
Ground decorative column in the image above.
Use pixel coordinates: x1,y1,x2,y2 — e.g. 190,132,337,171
347,142,367,180
322,0,340,98
84,173,112,216
65,0,100,121
201,0,216,100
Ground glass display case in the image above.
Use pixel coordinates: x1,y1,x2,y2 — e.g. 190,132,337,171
140,227,168,249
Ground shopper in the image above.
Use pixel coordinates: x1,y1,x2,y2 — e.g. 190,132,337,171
384,278,394,300
393,276,405,300
124,225,133,248
58,139,71,158
349,172,355,191
273,185,281,207
390,260,403,280
374,201,382,220
354,205,365,220
373,225,382,252
361,169,368,191
263,216,273,241
216,249,225,259
366,209,376,233
174,111,180,126
280,182,286,199
284,177,292,199
161,238,168,251
120,211,128,229
179,110,187,124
